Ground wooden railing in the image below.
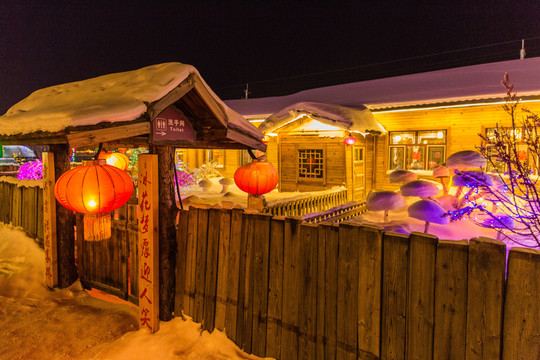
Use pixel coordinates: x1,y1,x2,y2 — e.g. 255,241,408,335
0,178,43,243
173,207,539,360
262,188,348,217
303,201,367,224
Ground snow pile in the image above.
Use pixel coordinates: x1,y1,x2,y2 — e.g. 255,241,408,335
0,176,43,188
257,101,386,135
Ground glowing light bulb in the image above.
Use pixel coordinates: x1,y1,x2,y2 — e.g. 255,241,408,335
437,131,444,139
394,135,402,142
88,199,97,208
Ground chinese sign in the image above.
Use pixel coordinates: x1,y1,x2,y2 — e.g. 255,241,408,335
151,106,196,144
42,152,58,287
137,154,160,333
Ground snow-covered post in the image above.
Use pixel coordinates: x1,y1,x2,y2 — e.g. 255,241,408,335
42,152,58,288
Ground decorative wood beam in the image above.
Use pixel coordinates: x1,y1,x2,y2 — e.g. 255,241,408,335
192,80,228,128
226,128,267,152
67,122,150,147
147,75,195,120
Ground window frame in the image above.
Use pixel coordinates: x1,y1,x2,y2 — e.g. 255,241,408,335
388,129,447,171
297,147,326,184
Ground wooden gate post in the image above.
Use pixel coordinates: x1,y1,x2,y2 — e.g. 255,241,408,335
138,154,160,333
42,152,58,287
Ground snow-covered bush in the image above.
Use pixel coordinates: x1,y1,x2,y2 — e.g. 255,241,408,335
17,160,42,180
191,160,222,182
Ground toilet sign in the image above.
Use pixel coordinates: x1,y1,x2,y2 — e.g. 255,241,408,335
151,106,196,144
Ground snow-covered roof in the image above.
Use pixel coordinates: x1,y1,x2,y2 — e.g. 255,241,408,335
0,62,263,149
226,57,540,116
257,101,386,135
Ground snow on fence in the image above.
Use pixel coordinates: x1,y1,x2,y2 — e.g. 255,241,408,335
174,207,539,360
0,179,43,242
262,188,348,217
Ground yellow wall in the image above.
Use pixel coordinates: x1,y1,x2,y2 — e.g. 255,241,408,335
372,101,540,190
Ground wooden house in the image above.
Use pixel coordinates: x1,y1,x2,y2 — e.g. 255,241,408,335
220,56,540,198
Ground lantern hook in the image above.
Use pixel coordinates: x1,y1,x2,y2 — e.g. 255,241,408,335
94,143,104,160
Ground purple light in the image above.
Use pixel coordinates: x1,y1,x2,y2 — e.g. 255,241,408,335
17,160,43,180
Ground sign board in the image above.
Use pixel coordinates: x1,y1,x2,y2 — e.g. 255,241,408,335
42,152,58,287
138,154,160,333
151,106,196,144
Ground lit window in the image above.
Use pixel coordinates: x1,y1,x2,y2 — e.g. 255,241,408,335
298,149,324,179
388,130,446,170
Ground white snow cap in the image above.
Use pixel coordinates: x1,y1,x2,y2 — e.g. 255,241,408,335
0,62,262,140
366,191,406,211
400,180,440,197
452,171,494,187
257,101,386,134
408,199,450,225
389,169,418,183
446,150,486,170
432,165,450,177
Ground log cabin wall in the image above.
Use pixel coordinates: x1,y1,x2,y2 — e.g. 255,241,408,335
372,102,540,191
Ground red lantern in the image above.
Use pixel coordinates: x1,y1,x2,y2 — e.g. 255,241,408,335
343,134,356,145
98,151,130,171
234,158,278,195
55,159,134,241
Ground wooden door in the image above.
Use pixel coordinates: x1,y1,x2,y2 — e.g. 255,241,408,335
352,145,366,201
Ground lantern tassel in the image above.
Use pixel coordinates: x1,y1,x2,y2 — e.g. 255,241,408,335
83,213,111,241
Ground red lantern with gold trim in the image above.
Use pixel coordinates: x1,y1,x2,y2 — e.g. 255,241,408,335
343,133,357,145
234,158,278,195
54,159,133,241
98,151,130,171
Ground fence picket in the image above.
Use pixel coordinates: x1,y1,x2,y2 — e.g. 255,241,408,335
266,217,284,359
184,207,199,314
466,237,506,360
174,209,189,317
225,208,243,342
214,209,231,331
237,212,254,352
503,247,540,359
433,240,468,360
194,208,209,323
203,208,221,332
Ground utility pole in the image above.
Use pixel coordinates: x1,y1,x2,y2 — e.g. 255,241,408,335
243,83,251,99
520,39,526,60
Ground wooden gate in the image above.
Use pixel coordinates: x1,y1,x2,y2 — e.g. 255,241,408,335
352,145,366,201
76,201,139,303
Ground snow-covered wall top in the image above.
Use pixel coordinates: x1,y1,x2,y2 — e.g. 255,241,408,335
258,101,387,134
226,57,540,116
0,62,262,140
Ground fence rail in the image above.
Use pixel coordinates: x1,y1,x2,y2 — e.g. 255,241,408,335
262,188,348,217
174,207,539,360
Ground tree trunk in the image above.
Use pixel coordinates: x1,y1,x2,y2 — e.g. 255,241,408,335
151,145,178,321
50,144,77,288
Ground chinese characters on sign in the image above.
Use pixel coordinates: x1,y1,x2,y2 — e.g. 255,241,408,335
42,153,58,287
151,106,196,143
137,154,160,333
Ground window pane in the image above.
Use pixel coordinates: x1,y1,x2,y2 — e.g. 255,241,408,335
407,146,425,170
211,149,225,168
354,147,364,162
427,146,445,170
390,132,415,144
299,149,324,179
418,130,446,144
389,146,405,170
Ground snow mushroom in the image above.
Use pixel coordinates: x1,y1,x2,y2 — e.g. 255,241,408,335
452,171,494,208
446,150,486,170
400,180,440,198
408,199,449,233
389,169,418,184
218,177,235,193
198,179,213,193
432,165,450,194
366,190,406,222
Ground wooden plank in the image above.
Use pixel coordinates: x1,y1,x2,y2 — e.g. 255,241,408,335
465,237,506,360
194,207,209,324
281,217,302,360
357,224,383,359
137,154,160,333
298,223,318,360
128,225,139,302
119,218,128,297
225,208,243,342
381,232,410,360
323,223,339,360
337,223,360,360
266,217,285,359
183,207,199,315
237,212,255,353
42,152,58,288
75,214,84,279
315,222,327,360
12,186,21,227
406,232,438,360
433,240,468,360
67,122,151,147
502,247,540,359
203,208,221,332
251,213,272,357
174,209,189,317
36,188,44,244
214,209,232,331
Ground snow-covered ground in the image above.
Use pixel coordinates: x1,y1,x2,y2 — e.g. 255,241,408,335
0,224,267,360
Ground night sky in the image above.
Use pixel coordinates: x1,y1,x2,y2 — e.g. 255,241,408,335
1,1,540,114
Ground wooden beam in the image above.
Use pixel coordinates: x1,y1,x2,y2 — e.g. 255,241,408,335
226,128,267,152
148,76,195,120
67,122,150,147
0,135,66,145
192,80,228,128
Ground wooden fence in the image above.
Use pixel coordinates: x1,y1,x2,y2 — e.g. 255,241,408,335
263,188,348,217
0,179,43,243
174,207,539,360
